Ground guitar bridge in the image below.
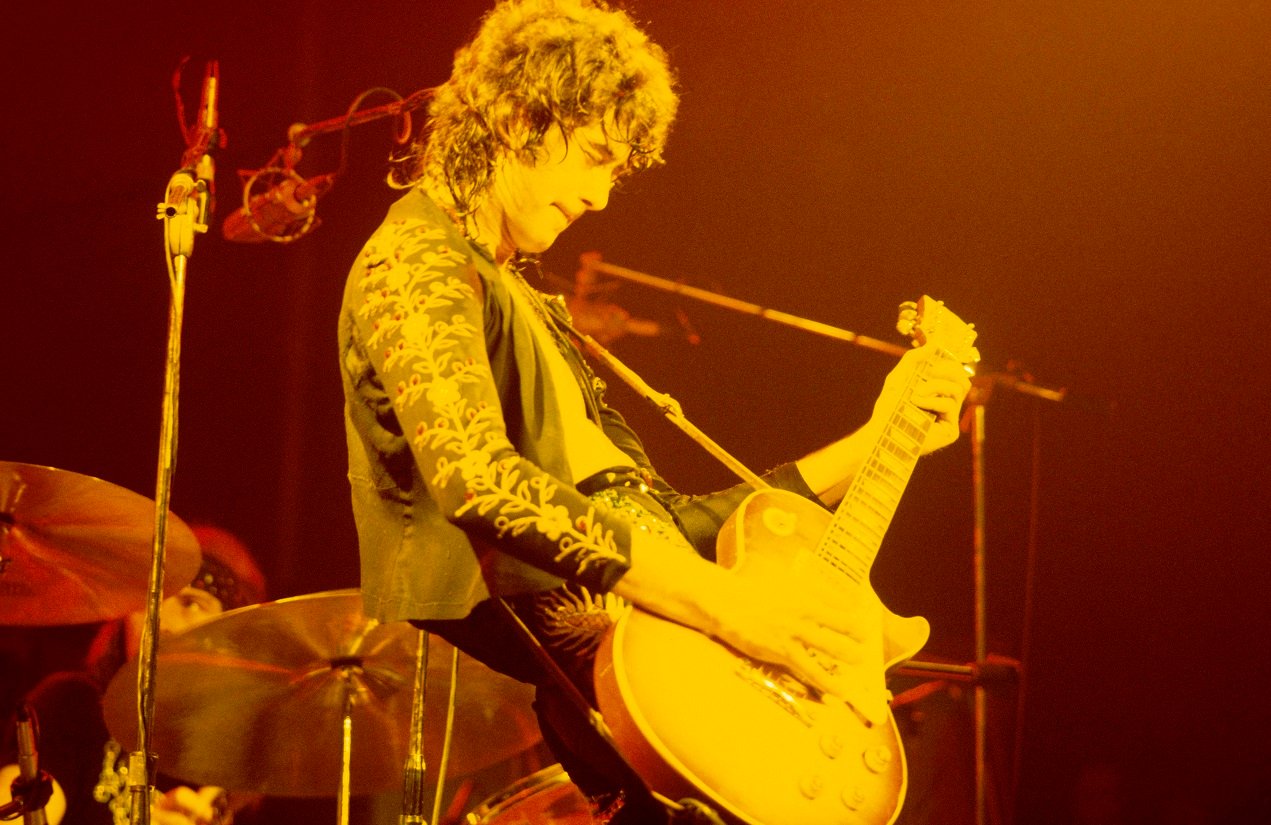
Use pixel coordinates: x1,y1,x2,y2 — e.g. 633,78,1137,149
735,658,818,727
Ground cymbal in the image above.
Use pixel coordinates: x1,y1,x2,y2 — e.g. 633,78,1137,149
103,589,542,797
0,461,201,626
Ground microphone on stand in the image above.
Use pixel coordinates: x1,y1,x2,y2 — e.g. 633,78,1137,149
221,172,335,243
10,704,50,825
574,253,701,345
566,263,664,344
566,293,663,344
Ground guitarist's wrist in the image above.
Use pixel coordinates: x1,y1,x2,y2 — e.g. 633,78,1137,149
793,427,875,507
611,533,733,637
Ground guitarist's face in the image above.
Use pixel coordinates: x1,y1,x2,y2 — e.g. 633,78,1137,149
481,122,632,257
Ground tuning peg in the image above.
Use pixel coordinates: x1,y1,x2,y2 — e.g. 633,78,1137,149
896,301,918,337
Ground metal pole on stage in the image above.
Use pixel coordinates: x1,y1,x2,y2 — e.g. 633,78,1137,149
130,59,221,825
971,399,991,825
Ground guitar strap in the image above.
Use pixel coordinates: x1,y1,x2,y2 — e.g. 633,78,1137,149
492,595,615,749
492,596,728,825
531,285,767,491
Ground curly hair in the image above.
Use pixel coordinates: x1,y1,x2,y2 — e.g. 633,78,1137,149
391,0,678,219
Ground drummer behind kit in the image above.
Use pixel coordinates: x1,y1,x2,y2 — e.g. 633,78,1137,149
0,462,203,824
0,463,551,824
461,764,593,825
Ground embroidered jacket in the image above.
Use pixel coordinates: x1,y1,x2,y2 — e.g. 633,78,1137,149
340,190,819,623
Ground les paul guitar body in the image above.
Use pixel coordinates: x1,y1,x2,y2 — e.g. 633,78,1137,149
595,296,979,825
595,489,929,825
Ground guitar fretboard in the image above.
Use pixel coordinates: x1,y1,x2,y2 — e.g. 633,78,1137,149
814,361,936,586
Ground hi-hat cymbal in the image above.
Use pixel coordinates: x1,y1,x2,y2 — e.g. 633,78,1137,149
0,461,201,626
103,589,542,797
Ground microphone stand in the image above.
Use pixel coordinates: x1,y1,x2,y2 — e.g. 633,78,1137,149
578,252,1074,825
128,60,220,825
225,88,431,243
578,252,908,358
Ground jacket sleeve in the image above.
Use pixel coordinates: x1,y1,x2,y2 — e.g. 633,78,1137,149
346,218,633,592
591,377,825,561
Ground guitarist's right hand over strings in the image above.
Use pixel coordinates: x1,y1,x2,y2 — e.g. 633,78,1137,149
611,531,867,700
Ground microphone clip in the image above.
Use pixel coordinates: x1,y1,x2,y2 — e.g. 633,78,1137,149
0,769,54,820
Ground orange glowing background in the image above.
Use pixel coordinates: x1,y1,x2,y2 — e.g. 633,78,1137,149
2,1,1268,822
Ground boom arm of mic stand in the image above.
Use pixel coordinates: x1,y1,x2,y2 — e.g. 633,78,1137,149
579,252,908,357
581,253,1081,409
286,88,432,148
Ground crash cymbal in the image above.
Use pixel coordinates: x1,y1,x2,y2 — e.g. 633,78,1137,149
0,461,201,626
103,589,541,797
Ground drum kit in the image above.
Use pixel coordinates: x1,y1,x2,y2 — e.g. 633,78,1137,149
0,461,594,824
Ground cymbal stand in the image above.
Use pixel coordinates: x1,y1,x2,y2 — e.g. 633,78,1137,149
900,370,1065,825
332,650,415,825
337,685,354,825
431,646,460,825
578,253,1073,825
400,631,430,824
398,629,463,825
130,60,221,825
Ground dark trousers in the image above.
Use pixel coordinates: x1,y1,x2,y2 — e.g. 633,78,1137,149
416,597,670,824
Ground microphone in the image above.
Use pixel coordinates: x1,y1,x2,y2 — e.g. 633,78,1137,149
180,60,222,177
566,262,664,344
221,172,334,243
565,294,662,344
14,704,48,825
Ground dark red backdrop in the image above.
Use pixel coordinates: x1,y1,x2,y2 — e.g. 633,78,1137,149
3,1,1268,822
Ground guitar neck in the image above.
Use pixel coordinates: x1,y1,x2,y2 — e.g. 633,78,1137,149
813,359,936,586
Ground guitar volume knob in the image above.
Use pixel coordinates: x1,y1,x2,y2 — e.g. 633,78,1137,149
863,745,894,774
841,785,867,811
819,732,845,759
798,773,825,800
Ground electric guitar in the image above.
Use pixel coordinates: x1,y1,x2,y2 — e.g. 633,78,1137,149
595,297,980,825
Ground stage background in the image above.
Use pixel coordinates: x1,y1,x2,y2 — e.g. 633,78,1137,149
3,1,1268,822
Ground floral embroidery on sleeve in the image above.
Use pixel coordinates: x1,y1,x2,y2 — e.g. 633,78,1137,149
354,220,627,579
451,459,625,574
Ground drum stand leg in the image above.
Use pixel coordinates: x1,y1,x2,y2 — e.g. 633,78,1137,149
337,673,355,825
400,630,429,825
397,629,461,825
971,402,991,825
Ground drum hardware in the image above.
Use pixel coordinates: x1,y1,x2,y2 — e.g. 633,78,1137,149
400,630,430,825
0,704,53,825
462,764,593,825
429,642,461,825
101,590,542,813
0,461,201,626
399,631,466,825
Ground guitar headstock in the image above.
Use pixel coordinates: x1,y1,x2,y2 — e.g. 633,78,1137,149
896,296,980,369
